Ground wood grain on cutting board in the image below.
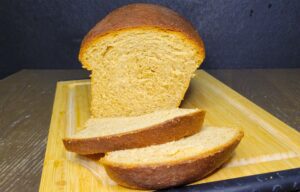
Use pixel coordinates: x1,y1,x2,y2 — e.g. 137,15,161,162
39,70,300,192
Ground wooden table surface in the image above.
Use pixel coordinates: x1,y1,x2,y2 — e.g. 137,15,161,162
0,69,299,192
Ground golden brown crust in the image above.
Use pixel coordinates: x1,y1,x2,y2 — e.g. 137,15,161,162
63,110,205,155
101,131,243,190
79,3,205,69
82,153,104,160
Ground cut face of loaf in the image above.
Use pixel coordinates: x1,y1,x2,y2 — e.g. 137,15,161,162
101,126,244,190
63,108,205,154
79,3,205,117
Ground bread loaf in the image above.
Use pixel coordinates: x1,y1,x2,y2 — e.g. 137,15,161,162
63,108,205,154
101,126,244,190
79,3,205,117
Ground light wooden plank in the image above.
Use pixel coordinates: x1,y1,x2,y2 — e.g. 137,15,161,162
39,70,300,192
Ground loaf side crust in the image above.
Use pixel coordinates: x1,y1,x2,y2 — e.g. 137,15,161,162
63,110,205,154
101,130,243,190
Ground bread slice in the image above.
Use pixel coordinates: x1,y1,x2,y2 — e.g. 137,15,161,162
101,126,244,190
63,108,205,155
79,3,205,117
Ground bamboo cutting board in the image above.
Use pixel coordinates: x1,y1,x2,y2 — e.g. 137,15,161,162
39,70,300,192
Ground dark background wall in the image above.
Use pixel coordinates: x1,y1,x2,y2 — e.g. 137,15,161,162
0,0,299,78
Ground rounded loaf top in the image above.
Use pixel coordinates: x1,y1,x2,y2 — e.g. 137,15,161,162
79,3,205,70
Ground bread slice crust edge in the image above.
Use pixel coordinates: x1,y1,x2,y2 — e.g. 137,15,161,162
63,110,205,154
101,129,243,190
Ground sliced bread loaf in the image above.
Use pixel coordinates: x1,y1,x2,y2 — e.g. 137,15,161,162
101,126,244,190
63,108,205,155
79,3,205,117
